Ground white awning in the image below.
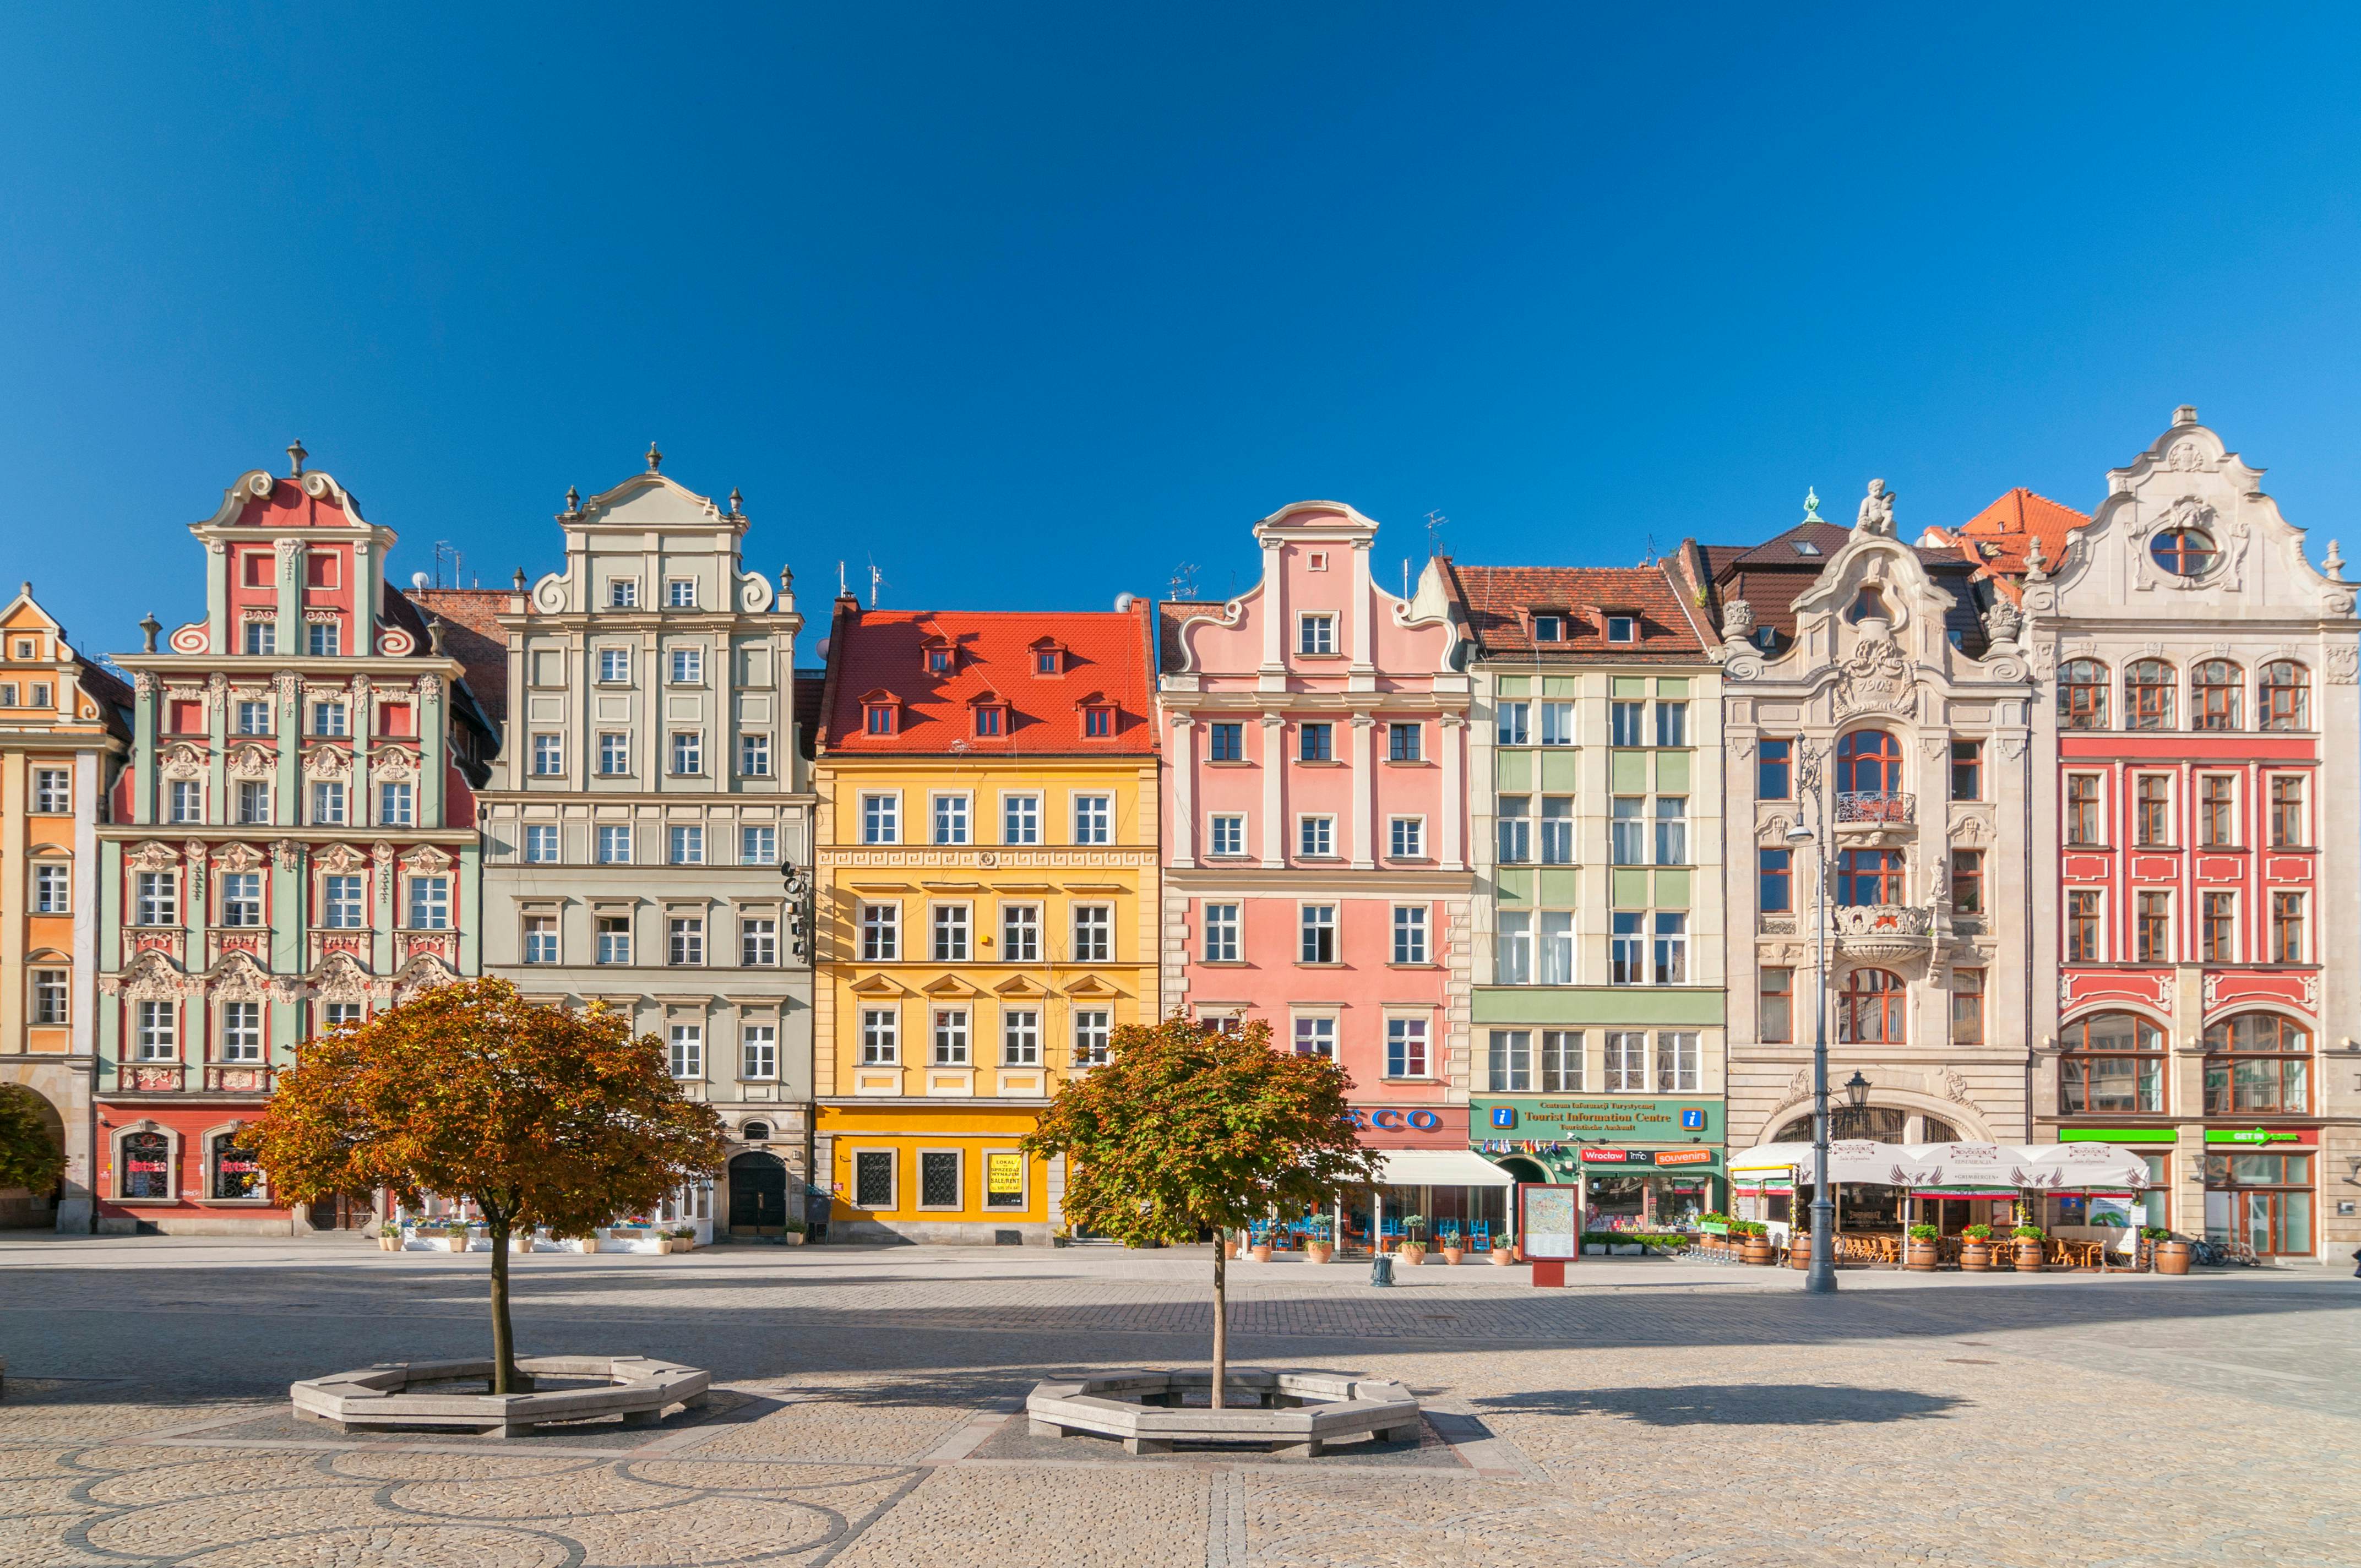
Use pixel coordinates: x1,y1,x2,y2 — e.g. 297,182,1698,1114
1370,1150,1516,1187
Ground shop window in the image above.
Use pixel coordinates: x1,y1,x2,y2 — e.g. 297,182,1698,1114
983,1152,1027,1209
2205,1151,2311,1255
2059,1012,2163,1114
2058,658,2110,729
1837,969,1906,1045
853,1150,894,1209
120,1130,171,1199
2203,1014,2310,1115
212,1131,263,1200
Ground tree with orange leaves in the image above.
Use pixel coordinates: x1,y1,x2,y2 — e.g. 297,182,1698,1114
251,978,727,1392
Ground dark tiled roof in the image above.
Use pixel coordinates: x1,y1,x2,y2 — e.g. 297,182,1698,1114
1444,562,1711,661
822,604,1156,756
406,589,512,724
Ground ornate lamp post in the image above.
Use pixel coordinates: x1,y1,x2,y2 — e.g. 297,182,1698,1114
1785,747,1840,1294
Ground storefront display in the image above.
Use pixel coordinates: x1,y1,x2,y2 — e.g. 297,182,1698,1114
1472,1097,1724,1227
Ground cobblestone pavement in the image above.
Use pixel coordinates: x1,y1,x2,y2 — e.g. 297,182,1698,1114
1,1234,2355,1565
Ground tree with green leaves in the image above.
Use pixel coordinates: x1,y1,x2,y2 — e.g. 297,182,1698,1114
251,979,727,1392
0,1084,67,1201
1022,1014,1378,1407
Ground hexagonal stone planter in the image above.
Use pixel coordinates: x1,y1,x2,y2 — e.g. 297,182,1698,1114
291,1355,709,1438
1025,1368,1420,1456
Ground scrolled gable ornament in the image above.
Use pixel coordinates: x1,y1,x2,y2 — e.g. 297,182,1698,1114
1831,630,1916,718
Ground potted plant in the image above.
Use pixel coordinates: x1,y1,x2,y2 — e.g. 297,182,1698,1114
1905,1222,1940,1271
444,1221,472,1253
1396,1213,1427,1266
377,1222,402,1253
1303,1215,1335,1265
1247,1232,1274,1263
1439,1224,1465,1265
783,1217,808,1247
510,1228,536,1254
1051,1224,1073,1249
1738,1219,1775,1266
577,1229,602,1255
1222,1229,1241,1261
2149,1227,2190,1275
1959,1222,1993,1271
666,1224,697,1254
1489,1227,1517,1265
2011,1224,2047,1271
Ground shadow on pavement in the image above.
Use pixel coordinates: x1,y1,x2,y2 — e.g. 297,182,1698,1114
1478,1384,1968,1426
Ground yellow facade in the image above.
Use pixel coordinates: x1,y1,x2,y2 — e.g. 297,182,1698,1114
813,753,1160,1241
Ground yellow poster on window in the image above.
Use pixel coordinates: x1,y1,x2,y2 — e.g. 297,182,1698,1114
987,1153,1024,1196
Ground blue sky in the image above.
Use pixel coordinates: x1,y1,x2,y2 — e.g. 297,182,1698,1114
6,5,2361,656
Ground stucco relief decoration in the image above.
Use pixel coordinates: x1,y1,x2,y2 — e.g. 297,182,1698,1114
1730,734,1757,759
273,537,304,583
126,841,183,873
1831,630,1915,718
371,842,396,871
391,954,459,1000
1917,734,1948,760
1982,600,2022,644
205,673,230,711
1996,736,2026,760
417,674,444,701
1939,1068,1973,1105
2167,439,2207,473
313,954,373,1004
227,743,274,782
168,622,209,655
1769,1067,1815,1119
369,747,417,783
1952,814,1990,844
213,841,266,875
275,672,303,707
378,623,415,657
104,950,192,1000
737,570,774,613
161,743,208,781
209,952,274,1003
2063,969,2171,1014
273,840,305,872
303,609,340,627
315,842,365,875
399,844,455,875
2328,646,2358,685
301,745,351,780
133,670,160,699
531,572,569,615
1721,598,1754,640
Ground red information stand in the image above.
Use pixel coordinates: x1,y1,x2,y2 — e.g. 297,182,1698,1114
1518,1182,1580,1288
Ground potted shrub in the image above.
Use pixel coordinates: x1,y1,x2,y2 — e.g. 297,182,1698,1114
442,1222,471,1253
2011,1224,2047,1270
1221,1229,1242,1261
378,1222,402,1253
2150,1228,2190,1275
666,1224,697,1254
1959,1222,1993,1272
1303,1215,1335,1265
783,1217,808,1248
1396,1214,1428,1266
1738,1220,1775,1266
1489,1227,1517,1265
510,1228,536,1254
577,1229,602,1255
1247,1233,1274,1264
1905,1222,1939,1271
1439,1225,1465,1265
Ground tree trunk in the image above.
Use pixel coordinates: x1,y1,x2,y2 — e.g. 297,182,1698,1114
487,1211,516,1394
1210,1238,1227,1410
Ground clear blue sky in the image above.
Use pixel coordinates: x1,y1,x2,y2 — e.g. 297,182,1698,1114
7,5,2360,657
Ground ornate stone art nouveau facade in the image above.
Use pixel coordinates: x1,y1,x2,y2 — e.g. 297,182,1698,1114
1710,487,2036,1152
2024,409,2360,1260
0,586,130,1230
95,448,496,1234
478,455,814,1238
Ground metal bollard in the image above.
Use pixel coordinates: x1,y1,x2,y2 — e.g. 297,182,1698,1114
1368,1254,1395,1288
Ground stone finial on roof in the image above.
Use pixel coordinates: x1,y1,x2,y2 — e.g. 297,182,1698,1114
287,439,307,476
513,568,527,592
2173,404,2199,427
646,442,663,473
2024,532,2049,581
2325,540,2346,582
1802,487,1823,524
563,485,580,518
729,487,744,516
139,612,162,654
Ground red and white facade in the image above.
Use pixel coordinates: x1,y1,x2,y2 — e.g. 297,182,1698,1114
2026,409,2360,1259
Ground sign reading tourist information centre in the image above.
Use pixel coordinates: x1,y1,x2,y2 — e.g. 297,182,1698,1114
1475,1097,1723,1165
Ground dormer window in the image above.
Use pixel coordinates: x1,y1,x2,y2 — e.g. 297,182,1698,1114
859,691,901,737
1606,615,1638,644
925,643,953,676
1030,638,1067,676
1078,696,1116,739
1753,624,1778,652
1791,539,1823,557
1532,613,1565,643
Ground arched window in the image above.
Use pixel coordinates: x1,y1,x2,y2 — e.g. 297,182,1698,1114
1835,729,1903,793
119,1130,171,1199
2193,660,2243,730
1846,585,1891,624
2202,1013,2310,1115
1836,847,1906,906
1836,968,1907,1044
211,1130,263,1200
2260,661,2309,732
2058,659,2109,729
2151,525,2218,576
2125,659,2176,730
2059,1012,2163,1114
1776,1106,1909,1142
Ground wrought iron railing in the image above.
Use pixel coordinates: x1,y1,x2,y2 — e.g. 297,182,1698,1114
1835,791,1916,825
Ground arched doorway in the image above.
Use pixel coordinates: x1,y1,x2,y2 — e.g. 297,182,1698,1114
0,1086,66,1228
1494,1156,1549,1185
728,1151,788,1238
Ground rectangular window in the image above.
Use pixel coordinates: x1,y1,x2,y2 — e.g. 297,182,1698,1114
1949,739,1984,802
1391,905,1428,964
1003,793,1040,844
1655,1031,1699,1092
668,1026,703,1080
136,1000,177,1059
973,704,1003,737
1298,613,1335,655
243,620,275,656
599,733,629,775
220,872,263,928
1654,797,1687,865
307,781,345,825
738,733,771,776
599,647,631,682
1496,701,1529,746
170,780,202,823
861,904,899,961
1072,905,1112,962
312,701,347,737
378,782,412,826
1652,912,1688,984
1074,1010,1111,1067
236,781,272,825
1389,722,1423,761
2269,776,2306,847
2067,889,2102,962
322,874,363,929
1611,797,1645,865
1209,813,1245,856
1760,968,1793,1044
1203,903,1239,962
861,1009,899,1064
1539,701,1574,746
670,731,703,775
323,1002,363,1030
1495,910,1531,984
2134,775,2171,846
668,916,705,966
1002,1010,1040,1066
596,825,633,864
1538,1029,1582,1092
2202,891,2236,962
307,620,340,656
1539,796,1574,864
609,579,639,608
1299,904,1336,963
409,876,450,930
31,968,67,1026
1488,1028,1532,1092
2271,892,2306,963
34,863,69,913
1538,910,1574,984
524,916,558,965
740,1027,778,1079
1298,722,1334,762
933,794,970,845
741,825,776,864
1385,1017,1429,1078
853,1150,894,1208
667,578,697,608
1758,738,1792,799
1610,911,1644,985
33,768,71,813
1292,1016,1335,1058
920,1150,961,1208
1073,795,1111,845
1609,701,1644,748
1655,701,1688,747
932,1009,970,1065
137,872,178,926
1532,613,1563,641
669,825,705,865
1081,705,1113,738
932,904,969,962
1951,968,1985,1047
1389,816,1423,859
2066,774,2102,846
2199,775,2235,847
1497,796,1531,864
523,824,559,863
1759,848,1792,912
742,917,777,966
221,1001,263,1062
1604,1031,1649,1092
1950,850,1984,916
1209,722,1244,761
1298,814,1334,857
596,916,632,965
862,794,900,845
2135,891,2171,962
1000,902,1040,962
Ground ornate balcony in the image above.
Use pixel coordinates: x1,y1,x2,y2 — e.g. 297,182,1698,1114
1830,903,1934,960
1835,791,1916,827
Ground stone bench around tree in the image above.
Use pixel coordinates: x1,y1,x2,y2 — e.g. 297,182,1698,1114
1026,1369,1421,1456
291,1356,709,1438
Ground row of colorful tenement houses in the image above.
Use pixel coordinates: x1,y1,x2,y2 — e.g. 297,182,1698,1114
2,407,2354,1261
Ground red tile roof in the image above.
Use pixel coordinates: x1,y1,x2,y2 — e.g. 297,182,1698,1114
1919,488,2091,599
820,601,1156,755
406,589,513,724
1442,561,1712,660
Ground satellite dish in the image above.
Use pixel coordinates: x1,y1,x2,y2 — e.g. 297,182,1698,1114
1114,592,1135,612
410,571,431,590
815,636,830,660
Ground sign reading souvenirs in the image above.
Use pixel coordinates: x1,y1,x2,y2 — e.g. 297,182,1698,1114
1475,1098,1724,1142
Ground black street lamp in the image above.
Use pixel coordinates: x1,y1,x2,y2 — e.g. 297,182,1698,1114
1786,751,1840,1295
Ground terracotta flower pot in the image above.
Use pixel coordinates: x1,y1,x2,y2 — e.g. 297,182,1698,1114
2014,1239,2046,1271
1960,1242,1990,1272
1441,1247,1464,1265
1222,1238,1239,1260
1906,1241,1938,1272
1248,1245,1272,1264
1304,1242,1334,1264
1397,1244,1426,1266
446,1235,470,1253
2154,1240,2191,1276
1488,1246,1517,1266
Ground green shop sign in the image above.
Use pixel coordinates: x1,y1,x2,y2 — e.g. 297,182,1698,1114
2205,1127,2306,1145
1473,1097,1723,1143
2057,1128,2180,1144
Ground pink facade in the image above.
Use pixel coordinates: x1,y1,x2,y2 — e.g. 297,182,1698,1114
1157,502,1473,1118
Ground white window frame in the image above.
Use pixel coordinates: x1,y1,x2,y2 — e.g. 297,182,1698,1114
523,824,560,864
1208,813,1246,857
1073,1009,1111,1067
932,792,971,846
740,824,777,864
1001,902,1041,962
1297,612,1336,655
1001,792,1040,845
669,825,705,865
598,732,629,775
668,915,706,966
932,1008,971,1066
523,914,559,965
1391,904,1428,965
1203,902,1240,963
1539,701,1575,746
742,1025,777,1080
322,874,365,929
668,1025,704,1080
312,701,349,737
931,902,971,962
597,824,634,864
860,1008,899,1064
859,902,900,962
861,792,901,845
598,646,632,682
1488,1028,1531,1091
1002,1009,1041,1066
1297,813,1336,858
407,875,451,931
1291,1011,1337,1058
1385,1014,1431,1079
670,731,703,776
1071,903,1112,962
668,646,704,685
1604,1030,1649,1091
1071,793,1112,845
738,733,771,777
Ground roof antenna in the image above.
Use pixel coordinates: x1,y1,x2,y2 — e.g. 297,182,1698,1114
1424,510,1449,558
838,560,848,597
867,558,886,608
1401,558,1410,600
